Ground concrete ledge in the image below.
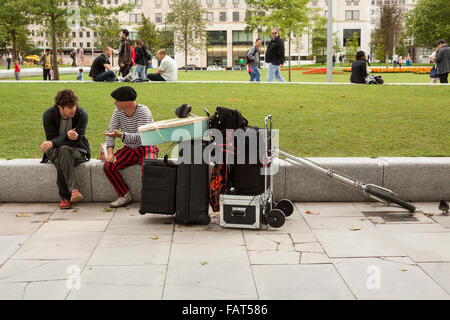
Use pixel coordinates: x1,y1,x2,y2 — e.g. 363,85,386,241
0,157,449,203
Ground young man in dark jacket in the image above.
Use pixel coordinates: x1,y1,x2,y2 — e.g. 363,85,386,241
350,51,368,84
265,28,285,82
435,39,450,83
118,29,132,77
133,39,149,81
40,89,91,209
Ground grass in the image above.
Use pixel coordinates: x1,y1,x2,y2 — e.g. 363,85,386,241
1,68,433,83
0,82,449,159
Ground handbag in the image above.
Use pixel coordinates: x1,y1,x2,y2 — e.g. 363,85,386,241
430,66,438,78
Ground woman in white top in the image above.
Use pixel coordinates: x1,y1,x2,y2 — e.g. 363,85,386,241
429,52,439,84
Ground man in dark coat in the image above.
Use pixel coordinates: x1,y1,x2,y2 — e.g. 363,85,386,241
350,51,368,84
40,89,90,209
118,29,132,77
435,39,450,83
265,28,285,82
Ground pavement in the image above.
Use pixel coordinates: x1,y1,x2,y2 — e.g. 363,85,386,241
0,201,449,300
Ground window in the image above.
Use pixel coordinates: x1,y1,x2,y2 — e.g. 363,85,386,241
343,29,361,46
94,32,97,37
155,13,162,23
79,31,83,37
107,0,111,4
155,0,161,5
79,42,83,47
232,31,252,43
233,0,239,4
168,0,173,6
232,11,239,21
115,0,118,3
220,12,226,21
137,0,142,7
86,31,90,37
130,13,142,23
311,0,318,5
345,10,359,20
220,0,226,5
87,42,91,48
207,0,213,4
72,32,76,37
130,14,136,23
207,12,213,22
208,31,227,44
72,42,76,47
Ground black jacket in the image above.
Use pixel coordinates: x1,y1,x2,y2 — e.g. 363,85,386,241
41,105,91,163
265,36,285,65
436,44,450,75
134,45,149,66
350,59,368,84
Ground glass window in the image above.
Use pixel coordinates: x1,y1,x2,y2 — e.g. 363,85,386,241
87,42,91,47
79,31,83,37
232,31,252,43
207,12,213,22
207,31,227,44
155,13,162,23
130,14,136,22
86,31,90,37
220,0,226,3
232,11,239,21
233,0,239,4
220,12,226,22
207,0,213,4
155,0,161,4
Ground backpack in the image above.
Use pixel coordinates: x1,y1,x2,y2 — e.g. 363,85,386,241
365,74,384,84
245,46,256,64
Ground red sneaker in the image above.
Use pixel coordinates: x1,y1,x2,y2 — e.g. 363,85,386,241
59,199,72,210
70,189,83,203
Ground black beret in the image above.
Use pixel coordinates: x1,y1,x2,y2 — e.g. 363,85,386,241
111,86,137,101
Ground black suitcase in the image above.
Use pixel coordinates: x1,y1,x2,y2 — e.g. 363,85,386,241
175,140,211,225
139,157,177,215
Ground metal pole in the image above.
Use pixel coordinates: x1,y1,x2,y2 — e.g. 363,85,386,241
326,0,333,82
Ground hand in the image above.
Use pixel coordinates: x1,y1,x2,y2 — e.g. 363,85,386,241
104,130,123,138
67,128,78,141
106,151,116,164
40,141,53,153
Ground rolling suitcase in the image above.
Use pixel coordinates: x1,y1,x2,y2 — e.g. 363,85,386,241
175,140,211,225
139,157,177,215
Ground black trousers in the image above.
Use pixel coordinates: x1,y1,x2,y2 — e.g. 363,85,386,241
46,145,87,200
120,64,132,77
43,68,51,80
147,73,166,81
439,72,449,83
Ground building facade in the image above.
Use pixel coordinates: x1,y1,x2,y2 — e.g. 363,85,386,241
27,0,418,67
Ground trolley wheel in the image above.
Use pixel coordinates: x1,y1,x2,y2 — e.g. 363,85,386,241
267,209,286,228
275,199,294,217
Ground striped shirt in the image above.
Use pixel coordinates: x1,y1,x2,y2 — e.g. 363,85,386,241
106,104,153,149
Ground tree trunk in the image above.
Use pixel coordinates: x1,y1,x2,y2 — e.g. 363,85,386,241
288,36,291,82
185,42,188,72
11,29,18,61
51,16,60,80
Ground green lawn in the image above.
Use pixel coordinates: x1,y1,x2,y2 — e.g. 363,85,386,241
1,69,433,83
0,82,448,159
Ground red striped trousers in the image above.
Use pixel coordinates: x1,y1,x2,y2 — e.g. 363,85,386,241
103,145,158,197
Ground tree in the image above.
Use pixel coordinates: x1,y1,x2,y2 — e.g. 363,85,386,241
310,15,340,64
406,0,450,47
166,0,207,72
371,4,404,65
28,0,133,80
345,32,360,63
0,0,32,60
137,16,161,53
246,0,310,82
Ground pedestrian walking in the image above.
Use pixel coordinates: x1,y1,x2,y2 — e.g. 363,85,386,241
118,29,132,77
70,49,77,67
40,49,52,80
332,53,336,67
393,53,398,68
78,47,84,65
247,38,262,82
265,28,285,82
5,50,11,70
398,55,403,68
366,54,371,67
339,54,343,67
134,39,150,81
435,39,450,83
406,53,412,66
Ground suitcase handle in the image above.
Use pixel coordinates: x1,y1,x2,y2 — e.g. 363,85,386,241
231,207,247,217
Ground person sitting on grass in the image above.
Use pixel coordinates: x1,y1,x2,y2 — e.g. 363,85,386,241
40,89,91,210
103,86,159,208
147,49,177,82
89,46,117,82
350,51,368,84
77,68,83,81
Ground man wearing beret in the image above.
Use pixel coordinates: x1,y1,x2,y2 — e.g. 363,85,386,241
103,86,158,208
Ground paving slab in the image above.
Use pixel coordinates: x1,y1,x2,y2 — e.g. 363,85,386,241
173,230,244,246
0,259,85,283
375,223,448,234
252,264,354,300
303,216,375,230
290,232,317,244
332,257,449,300
10,231,103,260
0,203,58,213
0,235,29,266
0,280,71,300
353,201,418,214
384,232,450,262
300,252,331,264
0,212,50,235
38,220,110,233
248,250,300,265
294,242,325,253
412,202,450,228
51,202,115,221
244,232,294,251
295,202,365,217
163,243,257,300
419,262,450,295
66,265,166,300
314,229,406,258
87,234,172,266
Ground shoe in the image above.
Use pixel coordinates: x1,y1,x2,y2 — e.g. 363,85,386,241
59,199,72,210
110,191,133,208
116,76,124,82
122,74,134,82
70,189,83,203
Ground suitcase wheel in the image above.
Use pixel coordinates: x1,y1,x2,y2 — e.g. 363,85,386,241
275,199,294,217
138,208,147,215
267,209,285,228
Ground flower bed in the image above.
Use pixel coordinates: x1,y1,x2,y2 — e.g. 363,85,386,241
280,67,314,71
301,68,343,75
342,67,432,74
